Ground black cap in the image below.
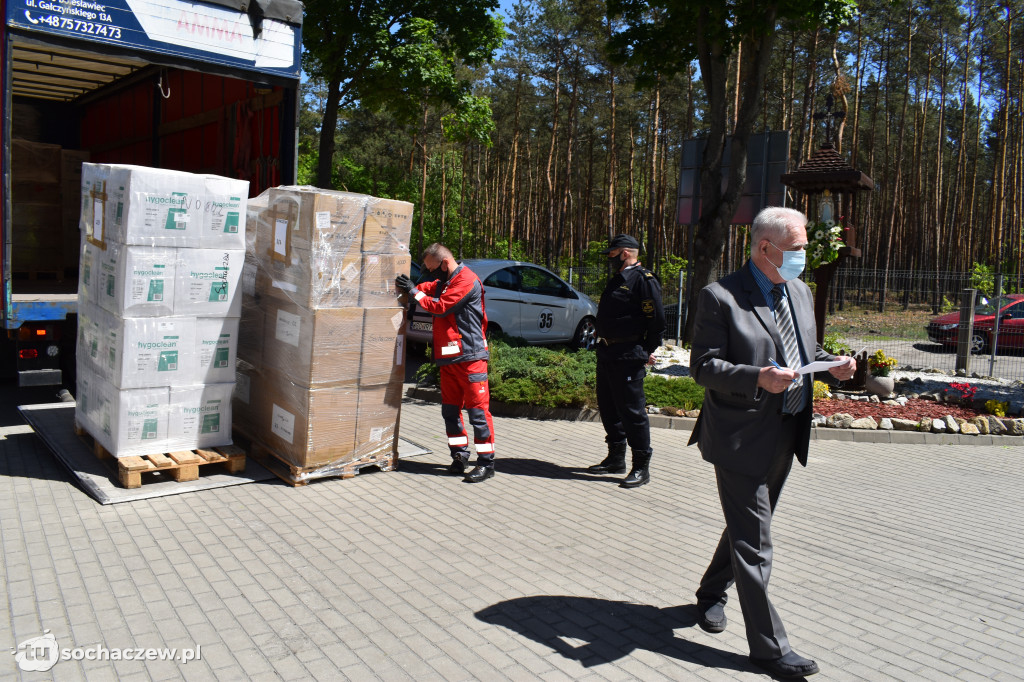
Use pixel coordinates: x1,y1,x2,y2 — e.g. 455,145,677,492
601,233,640,253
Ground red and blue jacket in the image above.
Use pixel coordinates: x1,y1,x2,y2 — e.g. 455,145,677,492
412,264,489,366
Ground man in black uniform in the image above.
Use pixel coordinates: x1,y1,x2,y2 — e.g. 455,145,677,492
587,233,666,488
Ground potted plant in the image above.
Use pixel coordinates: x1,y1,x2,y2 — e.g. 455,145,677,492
865,349,897,397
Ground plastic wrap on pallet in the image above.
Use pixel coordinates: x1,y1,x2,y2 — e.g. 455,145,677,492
244,185,414,309
237,295,264,367
79,163,247,248
260,300,363,387
254,367,359,469
77,301,198,388
97,243,177,317
359,307,406,386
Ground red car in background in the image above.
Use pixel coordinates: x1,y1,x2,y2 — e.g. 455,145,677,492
926,294,1024,353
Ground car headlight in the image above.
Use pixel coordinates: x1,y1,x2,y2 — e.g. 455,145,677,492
937,323,957,330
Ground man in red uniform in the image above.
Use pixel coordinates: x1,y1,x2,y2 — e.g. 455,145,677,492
396,244,495,483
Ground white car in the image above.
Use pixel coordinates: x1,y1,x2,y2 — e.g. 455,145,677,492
406,259,598,349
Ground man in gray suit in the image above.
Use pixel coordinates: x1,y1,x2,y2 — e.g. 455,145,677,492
687,207,856,679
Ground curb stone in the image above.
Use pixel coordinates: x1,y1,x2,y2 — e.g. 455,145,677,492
404,385,1024,446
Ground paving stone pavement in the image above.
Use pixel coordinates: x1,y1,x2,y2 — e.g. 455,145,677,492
2,395,1023,681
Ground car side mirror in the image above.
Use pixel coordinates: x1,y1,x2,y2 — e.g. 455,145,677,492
1001,313,1012,321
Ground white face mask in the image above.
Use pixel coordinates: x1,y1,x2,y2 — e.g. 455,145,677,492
767,242,806,281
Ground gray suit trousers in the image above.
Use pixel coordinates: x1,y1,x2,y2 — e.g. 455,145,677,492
696,416,798,659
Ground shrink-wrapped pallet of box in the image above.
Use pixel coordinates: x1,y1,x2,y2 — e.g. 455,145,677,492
233,185,413,483
75,163,247,458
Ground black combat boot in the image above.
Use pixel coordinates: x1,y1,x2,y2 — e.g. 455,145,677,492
587,441,627,474
448,455,470,475
464,462,494,483
621,449,651,488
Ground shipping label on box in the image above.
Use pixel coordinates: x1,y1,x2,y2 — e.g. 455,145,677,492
173,248,244,316
98,243,177,317
358,252,412,308
195,317,239,384
169,383,234,450
261,301,363,387
362,197,413,253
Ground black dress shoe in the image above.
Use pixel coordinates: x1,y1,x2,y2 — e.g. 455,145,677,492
448,459,468,475
588,461,627,474
464,465,494,483
749,651,819,679
620,467,649,488
698,603,727,633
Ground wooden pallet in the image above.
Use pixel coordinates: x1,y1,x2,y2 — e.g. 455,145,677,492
247,440,396,487
75,422,246,488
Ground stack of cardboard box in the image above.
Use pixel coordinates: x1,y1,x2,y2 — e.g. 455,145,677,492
234,186,411,477
74,164,248,457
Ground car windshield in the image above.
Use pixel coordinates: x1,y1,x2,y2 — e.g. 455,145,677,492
975,296,1015,316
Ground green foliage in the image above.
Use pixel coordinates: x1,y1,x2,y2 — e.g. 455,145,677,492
970,262,1004,298
940,295,957,313
821,331,849,356
642,375,705,411
487,335,597,408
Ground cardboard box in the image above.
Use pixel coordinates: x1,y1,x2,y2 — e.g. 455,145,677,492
256,245,362,309
173,248,244,316
75,367,170,458
359,307,406,387
200,175,248,249
12,139,61,184
168,383,234,450
79,163,247,248
261,300,363,387
12,203,62,251
257,367,358,468
97,243,177,317
78,302,197,388
257,186,365,260
354,380,402,459
195,317,240,384
78,238,101,306
362,197,413,253
358,252,412,308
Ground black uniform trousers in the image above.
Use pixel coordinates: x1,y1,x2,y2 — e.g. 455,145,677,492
695,413,799,659
595,354,650,453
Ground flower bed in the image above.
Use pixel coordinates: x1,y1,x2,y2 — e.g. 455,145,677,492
814,398,982,422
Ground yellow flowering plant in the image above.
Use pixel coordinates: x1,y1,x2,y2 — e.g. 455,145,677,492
868,349,897,377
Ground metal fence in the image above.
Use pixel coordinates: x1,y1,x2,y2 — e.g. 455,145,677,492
563,265,1024,382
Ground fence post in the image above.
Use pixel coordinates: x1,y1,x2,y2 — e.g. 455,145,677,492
675,269,684,344
989,274,1004,377
955,288,976,374
568,267,574,290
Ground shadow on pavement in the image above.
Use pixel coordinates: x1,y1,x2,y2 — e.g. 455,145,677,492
476,596,750,673
397,457,622,483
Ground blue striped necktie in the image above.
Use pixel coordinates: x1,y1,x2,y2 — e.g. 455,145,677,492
771,284,806,414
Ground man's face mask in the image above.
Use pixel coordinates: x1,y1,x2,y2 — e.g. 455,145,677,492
767,242,806,281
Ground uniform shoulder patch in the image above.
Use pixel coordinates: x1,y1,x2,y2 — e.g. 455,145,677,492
642,299,654,313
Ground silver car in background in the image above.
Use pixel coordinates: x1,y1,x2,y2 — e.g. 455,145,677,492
406,259,598,349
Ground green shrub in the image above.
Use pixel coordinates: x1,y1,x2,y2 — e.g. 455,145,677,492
642,374,704,411
821,331,849,356
487,336,598,408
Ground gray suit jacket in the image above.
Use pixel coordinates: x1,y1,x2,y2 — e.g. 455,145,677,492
687,262,834,477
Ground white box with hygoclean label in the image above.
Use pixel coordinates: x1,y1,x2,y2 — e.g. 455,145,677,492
97,243,177,317
97,307,198,389
195,317,239,384
76,366,170,458
173,248,244,316
168,383,234,450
